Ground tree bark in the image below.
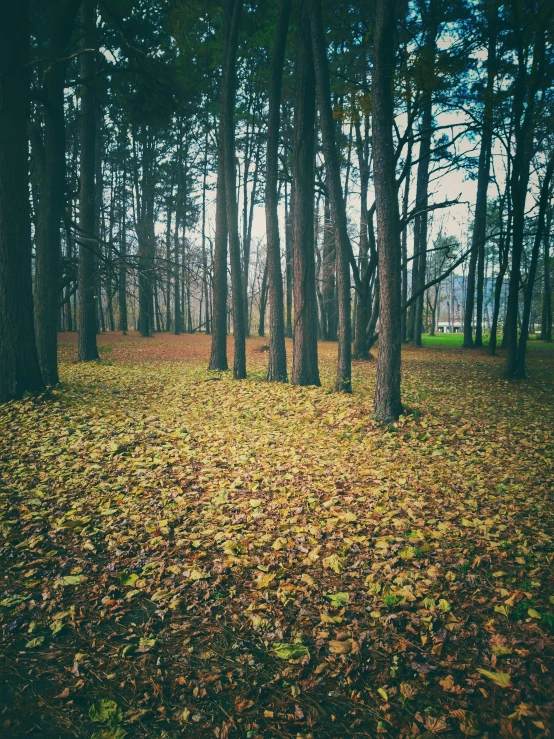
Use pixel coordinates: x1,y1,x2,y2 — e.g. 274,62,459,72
118,159,128,333
137,128,155,337
373,0,402,422
201,126,211,334
541,202,552,341
515,151,554,377
321,196,337,341
33,0,81,385
411,16,437,347
220,0,246,379
505,15,546,377
353,117,371,358
291,0,320,386
400,142,411,344
258,260,269,337
464,6,497,348
165,192,173,332
77,0,99,362
0,0,44,401
265,0,290,381
309,0,352,391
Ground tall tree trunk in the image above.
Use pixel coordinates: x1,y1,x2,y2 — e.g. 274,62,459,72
412,17,437,347
265,0,290,381
291,0,320,386
0,0,44,401
221,0,246,379
464,6,497,348
541,202,552,341
33,0,80,385
208,139,229,366
258,260,269,337
400,143,412,343
137,128,155,337
353,117,371,358
308,0,352,391
165,194,173,332
77,0,99,362
245,138,261,337
201,126,211,334
321,196,336,341
505,17,546,377
106,172,116,331
94,106,105,334
373,0,402,422
241,96,255,337
174,161,182,336
515,151,554,376
118,160,128,334
284,176,293,339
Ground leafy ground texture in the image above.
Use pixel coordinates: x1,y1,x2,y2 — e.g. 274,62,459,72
1,333,554,739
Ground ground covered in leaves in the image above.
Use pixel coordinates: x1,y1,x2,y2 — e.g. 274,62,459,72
1,333,553,739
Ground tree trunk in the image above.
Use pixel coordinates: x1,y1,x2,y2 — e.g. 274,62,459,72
541,202,552,341
353,117,371,359
258,260,269,337
291,0,320,386
412,19,437,347
94,106,105,334
77,0,99,362
505,19,546,377
221,0,246,379
118,160,128,334
464,7,497,348
400,142,411,344
208,137,229,365
201,126,211,334
0,0,44,401
321,196,337,341
373,0,402,422
265,0,290,381
33,0,80,385
515,151,554,376
284,177,293,339
309,0,352,391
165,194,173,331
137,128,155,337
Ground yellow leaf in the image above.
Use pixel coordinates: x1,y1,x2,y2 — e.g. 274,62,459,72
322,554,344,573
256,572,276,590
476,669,511,688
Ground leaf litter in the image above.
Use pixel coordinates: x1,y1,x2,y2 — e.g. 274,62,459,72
0,332,553,738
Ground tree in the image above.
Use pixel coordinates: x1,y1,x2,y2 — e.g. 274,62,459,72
409,3,438,348
31,0,81,385
541,199,552,342
0,0,44,402
373,0,403,422
77,0,100,362
309,0,352,392
265,0,291,383
222,0,246,380
463,2,498,348
505,1,551,377
515,151,554,376
291,0,320,387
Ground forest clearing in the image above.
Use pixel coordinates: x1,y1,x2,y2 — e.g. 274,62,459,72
1,334,553,738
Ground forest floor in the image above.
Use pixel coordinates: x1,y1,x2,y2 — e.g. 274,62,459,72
1,333,553,739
